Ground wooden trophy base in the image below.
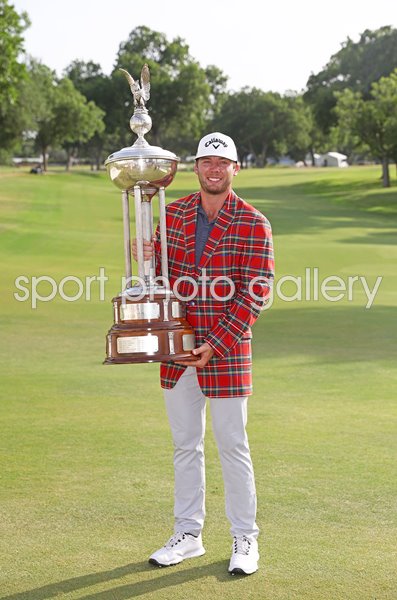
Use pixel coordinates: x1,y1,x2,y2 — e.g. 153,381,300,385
104,288,196,364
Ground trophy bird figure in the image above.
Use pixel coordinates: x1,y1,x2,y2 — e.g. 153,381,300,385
120,64,151,108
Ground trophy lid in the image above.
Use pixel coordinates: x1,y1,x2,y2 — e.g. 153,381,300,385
105,143,179,165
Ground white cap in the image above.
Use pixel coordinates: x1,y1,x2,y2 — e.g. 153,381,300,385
195,132,238,162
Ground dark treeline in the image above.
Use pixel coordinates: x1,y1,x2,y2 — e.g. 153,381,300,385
1,0,397,186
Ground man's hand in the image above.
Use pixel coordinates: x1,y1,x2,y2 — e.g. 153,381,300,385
174,342,214,368
131,236,155,262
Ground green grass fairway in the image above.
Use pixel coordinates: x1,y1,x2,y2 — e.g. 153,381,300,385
0,165,396,599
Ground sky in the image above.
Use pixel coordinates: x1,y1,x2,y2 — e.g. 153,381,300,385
11,0,397,94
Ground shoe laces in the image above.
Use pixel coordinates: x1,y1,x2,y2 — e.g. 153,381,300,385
164,532,188,548
233,535,252,555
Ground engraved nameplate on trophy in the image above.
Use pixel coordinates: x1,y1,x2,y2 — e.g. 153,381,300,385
120,302,161,321
117,335,159,355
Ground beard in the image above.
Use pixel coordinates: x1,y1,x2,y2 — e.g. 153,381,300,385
197,173,233,196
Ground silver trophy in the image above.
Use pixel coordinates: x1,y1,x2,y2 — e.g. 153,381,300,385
104,64,196,364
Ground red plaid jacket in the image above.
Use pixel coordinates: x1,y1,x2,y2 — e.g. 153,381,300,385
155,190,274,398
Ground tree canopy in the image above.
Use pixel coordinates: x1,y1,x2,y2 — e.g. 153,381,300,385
1,19,397,184
24,59,105,171
305,26,397,134
64,60,114,169
213,88,311,166
334,69,397,187
0,0,29,112
110,26,214,154
0,0,30,155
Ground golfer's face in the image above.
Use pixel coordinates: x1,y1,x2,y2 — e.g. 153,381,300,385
195,156,239,195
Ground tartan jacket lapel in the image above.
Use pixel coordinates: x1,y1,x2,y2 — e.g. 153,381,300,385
183,192,200,269
197,191,236,271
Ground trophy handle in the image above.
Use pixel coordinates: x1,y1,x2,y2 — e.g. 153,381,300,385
158,187,169,282
122,190,133,285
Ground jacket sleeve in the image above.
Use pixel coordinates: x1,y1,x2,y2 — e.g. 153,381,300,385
204,216,274,358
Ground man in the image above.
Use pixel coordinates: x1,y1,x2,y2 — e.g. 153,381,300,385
133,132,274,575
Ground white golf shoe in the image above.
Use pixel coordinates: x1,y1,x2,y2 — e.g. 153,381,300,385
228,535,259,575
149,532,206,567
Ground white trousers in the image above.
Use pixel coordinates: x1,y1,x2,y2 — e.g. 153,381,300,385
163,367,259,540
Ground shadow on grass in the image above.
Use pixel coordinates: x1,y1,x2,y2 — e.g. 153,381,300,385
68,169,106,179
38,168,105,179
0,559,236,600
341,230,397,245
254,305,397,364
170,182,397,242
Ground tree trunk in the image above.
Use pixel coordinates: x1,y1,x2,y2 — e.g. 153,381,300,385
66,149,73,171
256,144,268,168
381,157,390,188
262,143,268,168
256,154,265,168
95,152,101,171
41,145,48,172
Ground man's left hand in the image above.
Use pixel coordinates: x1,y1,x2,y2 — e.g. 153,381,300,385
174,342,214,368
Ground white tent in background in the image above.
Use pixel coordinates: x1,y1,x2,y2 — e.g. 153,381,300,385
318,152,348,167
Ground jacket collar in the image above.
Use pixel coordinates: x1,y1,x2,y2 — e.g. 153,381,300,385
183,191,237,274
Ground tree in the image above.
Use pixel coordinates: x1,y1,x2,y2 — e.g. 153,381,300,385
65,60,106,97
334,69,397,187
213,88,311,167
25,60,105,170
279,93,312,162
54,78,105,170
0,0,30,156
305,26,397,135
111,26,220,155
0,0,29,110
205,64,229,121
64,60,111,168
213,88,274,166
24,59,58,170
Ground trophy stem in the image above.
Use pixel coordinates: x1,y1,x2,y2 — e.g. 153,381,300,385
141,200,154,282
133,186,145,281
122,191,133,286
158,187,169,282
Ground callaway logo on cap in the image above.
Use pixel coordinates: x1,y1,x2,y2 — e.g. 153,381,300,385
195,132,238,162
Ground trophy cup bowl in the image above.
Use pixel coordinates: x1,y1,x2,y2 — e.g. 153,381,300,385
106,146,178,194
106,104,177,194
103,65,196,364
